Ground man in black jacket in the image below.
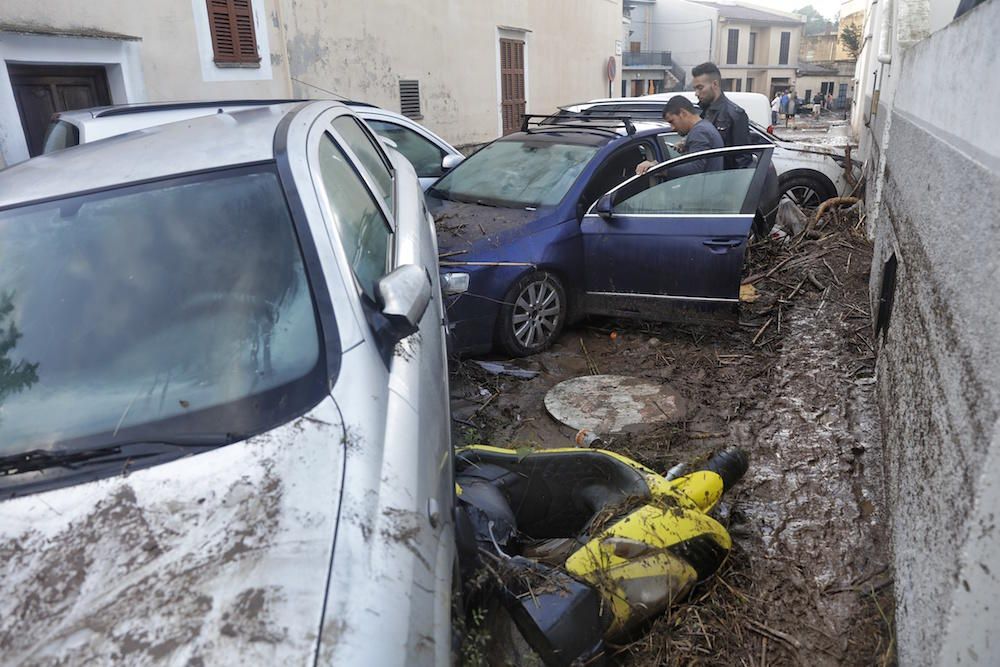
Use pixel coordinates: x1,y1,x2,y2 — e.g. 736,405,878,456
691,62,751,168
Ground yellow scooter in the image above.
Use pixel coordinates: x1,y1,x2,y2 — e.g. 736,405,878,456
455,445,748,666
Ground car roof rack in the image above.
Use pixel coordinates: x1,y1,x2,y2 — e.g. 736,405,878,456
90,98,381,118
520,114,636,136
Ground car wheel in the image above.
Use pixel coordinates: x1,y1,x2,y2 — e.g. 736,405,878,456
779,174,835,209
781,176,836,208
497,271,567,357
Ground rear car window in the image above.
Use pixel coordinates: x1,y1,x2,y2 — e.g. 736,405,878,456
42,121,80,154
365,119,447,179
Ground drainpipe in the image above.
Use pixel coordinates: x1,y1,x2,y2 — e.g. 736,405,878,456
878,0,894,63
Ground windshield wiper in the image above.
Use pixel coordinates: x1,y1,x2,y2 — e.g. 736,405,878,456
0,434,244,477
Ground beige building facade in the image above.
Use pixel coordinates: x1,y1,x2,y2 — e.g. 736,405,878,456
0,0,623,164
630,1,804,99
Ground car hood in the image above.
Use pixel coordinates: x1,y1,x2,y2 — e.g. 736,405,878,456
774,138,850,159
0,399,345,665
428,197,541,254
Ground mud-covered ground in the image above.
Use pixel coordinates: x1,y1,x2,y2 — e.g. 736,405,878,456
451,208,895,666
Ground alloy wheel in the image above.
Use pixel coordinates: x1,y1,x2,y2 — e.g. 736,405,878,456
783,184,821,208
511,279,562,349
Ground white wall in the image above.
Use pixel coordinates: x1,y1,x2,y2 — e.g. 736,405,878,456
0,32,147,163
1,0,292,164
278,0,624,147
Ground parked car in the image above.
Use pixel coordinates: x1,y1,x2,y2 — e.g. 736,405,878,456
427,116,774,357
0,101,455,665
564,92,773,130
559,95,860,209
42,99,465,190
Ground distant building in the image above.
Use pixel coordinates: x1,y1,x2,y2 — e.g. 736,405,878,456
797,0,864,109
626,0,805,97
0,0,624,164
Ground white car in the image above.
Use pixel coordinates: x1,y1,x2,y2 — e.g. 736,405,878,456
42,99,466,190
561,94,860,208
0,101,455,665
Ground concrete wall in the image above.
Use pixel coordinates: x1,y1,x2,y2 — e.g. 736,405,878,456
0,0,292,163
858,0,1000,664
279,0,624,148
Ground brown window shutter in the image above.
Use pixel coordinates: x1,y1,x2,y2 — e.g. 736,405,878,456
207,0,260,65
499,38,525,135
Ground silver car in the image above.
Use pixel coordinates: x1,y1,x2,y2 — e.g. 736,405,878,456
43,99,465,190
0,101,454,665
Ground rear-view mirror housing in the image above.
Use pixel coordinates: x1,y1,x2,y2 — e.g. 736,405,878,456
376,264,432,340
596,193,614,221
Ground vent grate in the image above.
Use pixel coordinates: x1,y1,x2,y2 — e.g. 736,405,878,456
399,80,422,119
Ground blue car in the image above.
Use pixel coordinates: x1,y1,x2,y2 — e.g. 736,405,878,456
427,117,775,357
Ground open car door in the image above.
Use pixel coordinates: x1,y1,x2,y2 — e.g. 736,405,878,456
580,145,773,324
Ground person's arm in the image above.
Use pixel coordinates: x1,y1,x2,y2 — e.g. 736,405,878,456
729,106,750,148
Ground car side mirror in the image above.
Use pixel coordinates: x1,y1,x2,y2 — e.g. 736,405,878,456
442,154,464,172
376,264,432,340
595,193,614,221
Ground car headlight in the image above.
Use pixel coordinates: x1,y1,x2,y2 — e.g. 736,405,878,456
441,272,470,296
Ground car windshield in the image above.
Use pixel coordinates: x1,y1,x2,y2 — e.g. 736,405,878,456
430,139,599,208
0,165,325,459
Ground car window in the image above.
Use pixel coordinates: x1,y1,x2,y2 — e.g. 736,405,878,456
42,120,80,154
317,133,392,300
431,139,599,208
656,133,684,160
582,140,658,209
0,166,324,460
614,158,758,215
365,119,447,179
331,116,395,213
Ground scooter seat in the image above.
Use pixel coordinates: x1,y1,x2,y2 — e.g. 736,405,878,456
456,447,652,539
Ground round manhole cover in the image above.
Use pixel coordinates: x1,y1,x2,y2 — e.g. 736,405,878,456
544,374,687,434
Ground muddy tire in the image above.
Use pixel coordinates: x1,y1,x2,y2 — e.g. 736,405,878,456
496,271,567,357
779,174,836,209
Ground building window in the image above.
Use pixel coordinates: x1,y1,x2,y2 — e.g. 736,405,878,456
746,77,754,92
726,29,739,64
499,37,526,135
779,31,791,65
722,78,735,92
206,0,260,66
748,32,757,65
399,80,422,119
805,88,812,101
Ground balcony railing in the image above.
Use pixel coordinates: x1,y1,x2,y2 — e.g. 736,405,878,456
623,51,673,67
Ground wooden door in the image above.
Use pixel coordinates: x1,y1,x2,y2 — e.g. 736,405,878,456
8,64,112,157
499,38,525,135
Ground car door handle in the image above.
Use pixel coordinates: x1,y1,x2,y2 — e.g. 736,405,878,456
703,239,743,248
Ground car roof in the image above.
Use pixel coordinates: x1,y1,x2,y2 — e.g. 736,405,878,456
497,119,671,147
567,92,773,127
0,101,332,208
53,98,377,122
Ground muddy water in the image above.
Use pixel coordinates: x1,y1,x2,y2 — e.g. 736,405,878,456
451,227,894,665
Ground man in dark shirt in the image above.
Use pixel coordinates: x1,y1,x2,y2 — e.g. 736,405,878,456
691,62,751,168
635,95,723,177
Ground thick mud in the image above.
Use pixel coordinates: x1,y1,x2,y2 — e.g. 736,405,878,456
451,211,895,666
